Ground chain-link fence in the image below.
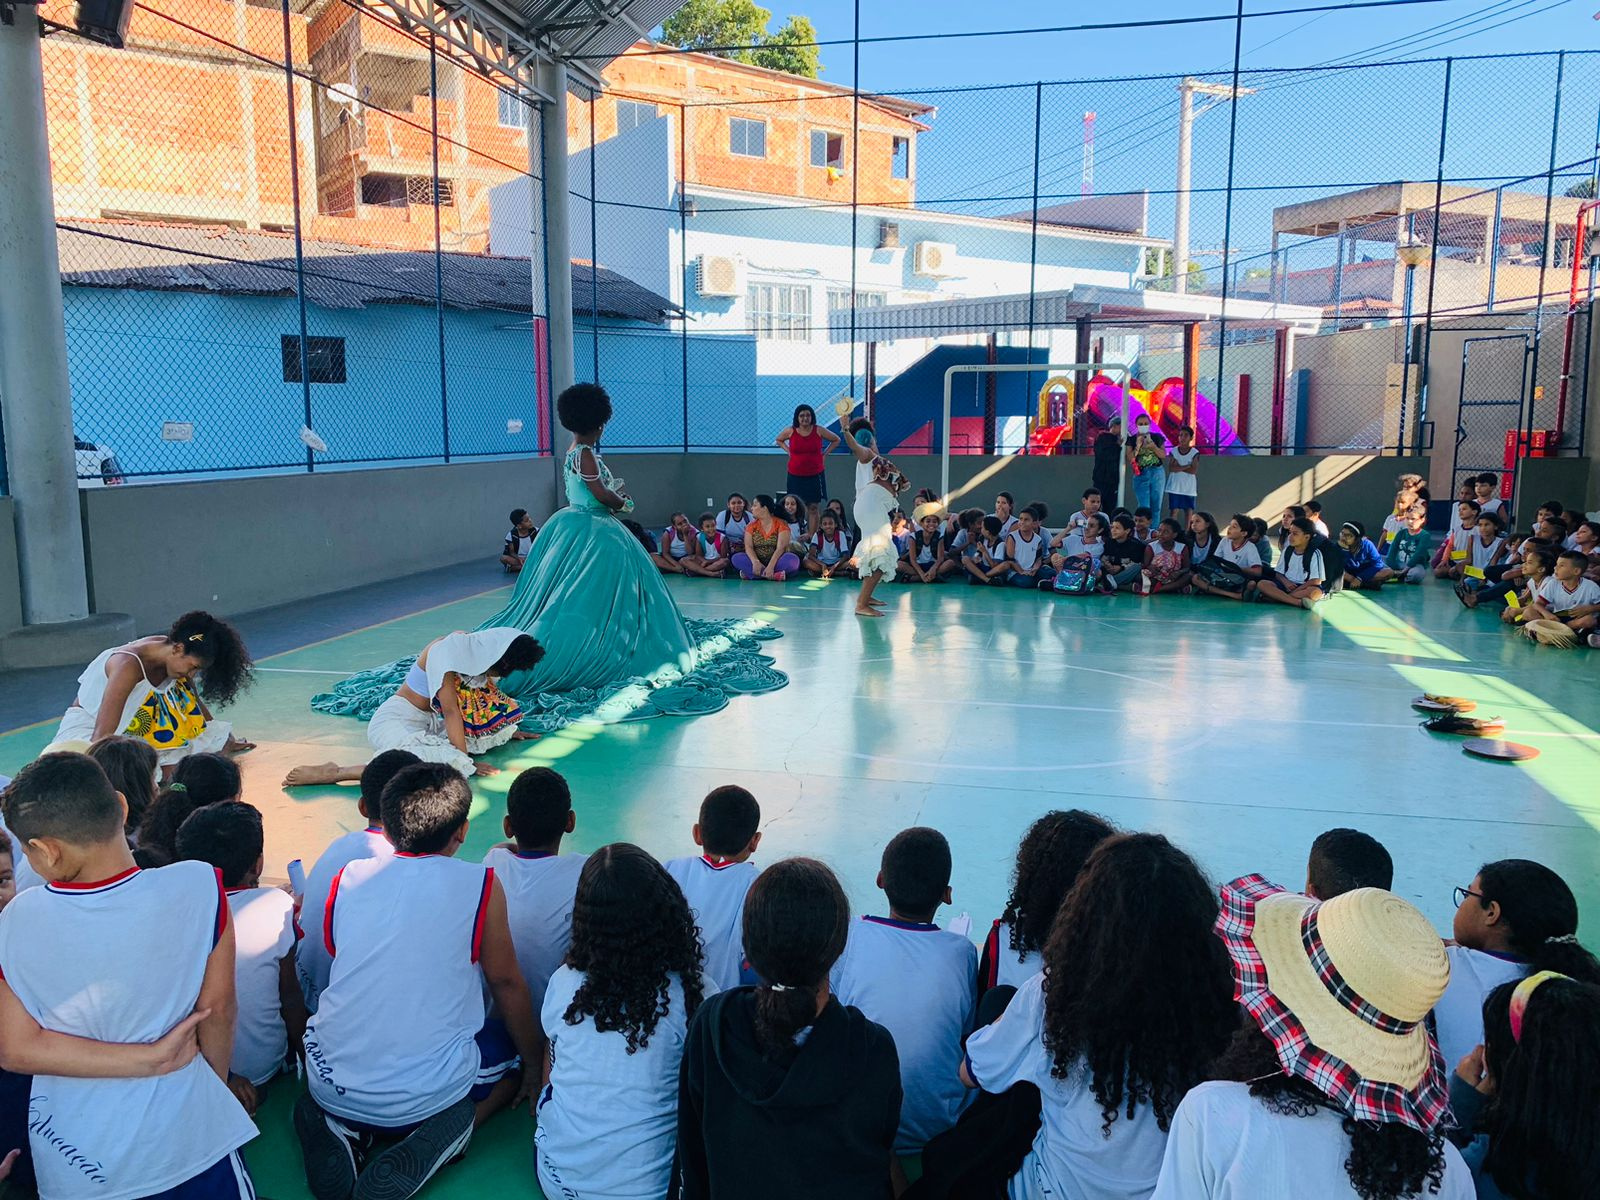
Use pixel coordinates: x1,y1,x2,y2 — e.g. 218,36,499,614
18,0,1600,481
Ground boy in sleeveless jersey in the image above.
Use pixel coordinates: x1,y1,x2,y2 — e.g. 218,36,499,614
664,786,762,991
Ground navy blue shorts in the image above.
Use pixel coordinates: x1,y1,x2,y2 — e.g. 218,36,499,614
146,1152,255,1200
337,1020,519,1139
1167,494,1195,511
786,472,827,505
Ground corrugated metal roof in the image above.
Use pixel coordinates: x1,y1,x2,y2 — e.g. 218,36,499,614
56,220,679,324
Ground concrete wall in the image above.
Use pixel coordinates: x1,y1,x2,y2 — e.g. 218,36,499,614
610,450,1431,538
1516,457,1593,516
0,499,22,633
79,457,556,630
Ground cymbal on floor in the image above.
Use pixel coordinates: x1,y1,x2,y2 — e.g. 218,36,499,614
1462,739,1540,762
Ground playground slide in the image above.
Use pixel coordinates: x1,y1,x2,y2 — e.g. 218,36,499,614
1084,374,1247,455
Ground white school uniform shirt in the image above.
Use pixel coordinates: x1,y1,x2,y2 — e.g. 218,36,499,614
1280,547,1326,585
660,526,694,559
1477,496,1504,517
1431,946,1527,1071
1009,529,1046,572
305,852,496,1127
1536,574,1600,614
716,510,753,543
912,533,940,567
1214,538,1262,571
1311,518,1330,537
996,513,1020,537
810,528,851,566
830,916,978,1152
664,855,759,991
1150,1080,1474,1200
1059,532,1105,566
1166,448,1199,497
1380,512,1405,544
988,921,1045,991
229,885,297,1086
297,825,393,1011
535,966,714,1200
1468,534,1505,569
0,862,257,1200
1563,532,1581,551
481,847,587,1014
506,530,534,558
966,973,1171,1200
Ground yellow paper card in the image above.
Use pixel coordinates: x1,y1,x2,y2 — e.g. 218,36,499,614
1463,565,1485,580
1451,550,1468,561
1507,592,1522,609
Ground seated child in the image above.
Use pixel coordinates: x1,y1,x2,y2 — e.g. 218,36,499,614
1192,513,1262,599
500,509,538,573
1023,500,1051,545
483,767,586,1016
1462,531,1544,610
1098,513,1146,593
297,749,418,1011
1305,499,1329,537
1132,507,1155,546
297,763,540,1200
803,510,856,579
890,509,913,558
1338,521,1385,590
715,493,753,546
899,505,953,584
963,515,1010,585
653,512,698,575
1134,518,1191,595
1436,499,1483,577
1254,517,1327,608
1050,513,1107,575
1474,471,1504,518
88,735,159,841
683,513,730,578
1521,550,1600,646
1372,502,1431,585
0,753,259,1199
1378,474,1426,550
980,810,1115,999
1453,512,1507,593
176,800,304,1115
535,845,712,1200
1003,506,1055,588
664,786,761,991
0,841,12,911
138,752,241,862
1060,488,1106,539
1434,858,1600,1070
993,491,1019,537
1304,827,1393,900
1251,516,1275,569
825,497,858,544
1184,510,1220,571
1495,546,1556,623
945,507,985,555
830,828,976,1152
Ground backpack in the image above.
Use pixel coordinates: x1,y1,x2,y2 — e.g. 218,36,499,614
1316,535,1346,593
1052,554,1095,595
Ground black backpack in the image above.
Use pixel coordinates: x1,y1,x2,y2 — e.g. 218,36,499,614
1314,535,1345,593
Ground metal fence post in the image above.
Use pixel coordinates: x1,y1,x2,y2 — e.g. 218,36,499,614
589,87,600,382
280,0,313,472
1525,51,1564,453
848,0,861,397
1025,82,1042,451
1415,57,1453,458
679,101,690,453
1211,0,1245,454
430,33,450,462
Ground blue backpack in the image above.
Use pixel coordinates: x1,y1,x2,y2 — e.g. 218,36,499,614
1052,554,1096,595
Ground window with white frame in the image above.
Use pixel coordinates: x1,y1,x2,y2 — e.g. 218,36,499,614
616,99,655,132
746,283,812,341
810,130,844,169
826,289,887,313
497,88,526,129
729,116,767,158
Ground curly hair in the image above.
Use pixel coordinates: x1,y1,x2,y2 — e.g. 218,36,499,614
137,752,241,859
742,857,849,1062
1040,832,1235,1134
1209,1024,1447,1200
563,843,705,1053
167,611,253,707
1001,810,1116,959
556,383,612,435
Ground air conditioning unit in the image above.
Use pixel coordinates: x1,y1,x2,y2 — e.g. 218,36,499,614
913,241,958,278
696,254,745,297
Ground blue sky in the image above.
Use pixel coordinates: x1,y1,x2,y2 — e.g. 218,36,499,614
731,0,1599,264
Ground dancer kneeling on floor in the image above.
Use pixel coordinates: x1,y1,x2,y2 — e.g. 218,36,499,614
366,629,543,778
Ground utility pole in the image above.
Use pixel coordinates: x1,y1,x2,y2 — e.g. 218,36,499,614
1173,77,1253,294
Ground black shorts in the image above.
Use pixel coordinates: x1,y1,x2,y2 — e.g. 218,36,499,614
786,472,827,505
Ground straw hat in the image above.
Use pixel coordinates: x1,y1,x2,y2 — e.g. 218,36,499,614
1218,875,1452,1133
1523,619,1578,647
39,740,91,757
912,502,945,524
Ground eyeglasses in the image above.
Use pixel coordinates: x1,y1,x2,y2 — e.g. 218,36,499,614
1453,885,1486,907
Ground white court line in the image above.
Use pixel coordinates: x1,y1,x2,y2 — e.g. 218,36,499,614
256,668,361,676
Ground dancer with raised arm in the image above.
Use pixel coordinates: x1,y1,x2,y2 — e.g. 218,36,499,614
837,398,910,618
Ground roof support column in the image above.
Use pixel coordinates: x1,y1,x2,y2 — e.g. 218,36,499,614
540,61,574,397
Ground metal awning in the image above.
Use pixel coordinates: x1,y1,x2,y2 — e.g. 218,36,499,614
828,284,1325,343
355,0,687,99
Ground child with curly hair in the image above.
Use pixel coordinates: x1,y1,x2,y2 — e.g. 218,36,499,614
957,834,1237,1198
536,843,709,1200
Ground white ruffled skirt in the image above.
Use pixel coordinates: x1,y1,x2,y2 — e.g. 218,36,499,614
853,483,899,580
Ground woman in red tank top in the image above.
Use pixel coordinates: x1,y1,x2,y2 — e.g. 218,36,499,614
775,404,840,536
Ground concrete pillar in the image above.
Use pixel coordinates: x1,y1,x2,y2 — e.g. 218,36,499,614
540,62,574,396
0,12,89,626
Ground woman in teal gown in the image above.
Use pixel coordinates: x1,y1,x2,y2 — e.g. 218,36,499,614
312,384,785,732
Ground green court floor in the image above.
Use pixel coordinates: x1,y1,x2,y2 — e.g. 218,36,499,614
2,575,1597,1199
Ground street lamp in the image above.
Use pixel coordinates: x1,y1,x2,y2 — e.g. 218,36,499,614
1395,225,1432,453
1172,78,1254,294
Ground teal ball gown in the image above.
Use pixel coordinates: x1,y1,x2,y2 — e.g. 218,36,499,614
311,446,787,732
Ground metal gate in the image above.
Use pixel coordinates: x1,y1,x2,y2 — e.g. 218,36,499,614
1453,335,1529,513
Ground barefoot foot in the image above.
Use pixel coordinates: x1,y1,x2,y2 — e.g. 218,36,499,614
283,762,359,788
224,735,257,755
855,606,883,617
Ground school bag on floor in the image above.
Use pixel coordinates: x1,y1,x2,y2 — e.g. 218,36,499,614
1195,555,1248,593
1052,554,1095,595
